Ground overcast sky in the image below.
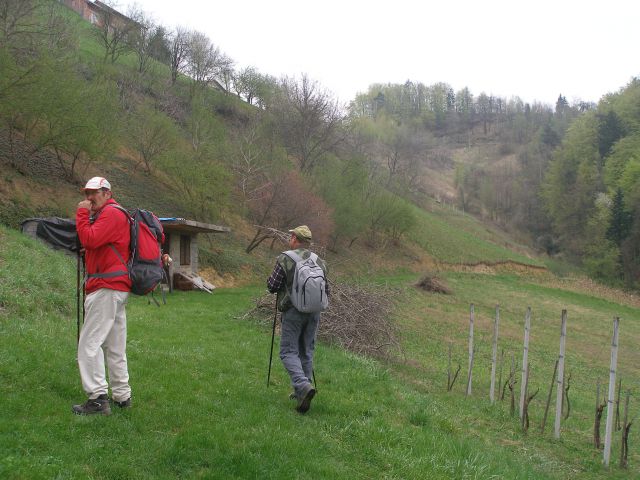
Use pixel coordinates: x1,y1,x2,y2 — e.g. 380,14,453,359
121,0,639,107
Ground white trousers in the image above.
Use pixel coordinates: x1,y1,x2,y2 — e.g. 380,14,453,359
78,289,131,401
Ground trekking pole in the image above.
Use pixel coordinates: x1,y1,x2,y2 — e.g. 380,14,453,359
312,369,318,391
81,255,86,328
267,301,278,387
76,251,81,344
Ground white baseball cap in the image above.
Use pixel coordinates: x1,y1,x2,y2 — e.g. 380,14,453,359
83,176,111,191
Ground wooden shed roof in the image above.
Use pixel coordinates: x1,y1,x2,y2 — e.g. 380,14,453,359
159,218,230,234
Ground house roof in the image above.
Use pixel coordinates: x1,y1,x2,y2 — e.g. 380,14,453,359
159,218,230,234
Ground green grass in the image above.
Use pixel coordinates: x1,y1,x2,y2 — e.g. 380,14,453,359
2,225,638,479
407,202,544,265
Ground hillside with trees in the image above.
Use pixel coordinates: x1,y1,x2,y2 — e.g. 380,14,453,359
2,2,640,477
1,0,639,288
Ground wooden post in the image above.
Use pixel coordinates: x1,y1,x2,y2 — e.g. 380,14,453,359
554,309,567,439
603,317,620,467
519,307,531,420
490,304,500,404
466,303,474,396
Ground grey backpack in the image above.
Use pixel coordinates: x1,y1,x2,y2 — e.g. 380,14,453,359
284,250,328,313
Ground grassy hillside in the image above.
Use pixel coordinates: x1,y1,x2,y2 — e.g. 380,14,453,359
2,3,639,477
2,224,638,478
407,200,543,265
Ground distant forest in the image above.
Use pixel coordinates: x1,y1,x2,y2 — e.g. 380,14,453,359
2,0,640,287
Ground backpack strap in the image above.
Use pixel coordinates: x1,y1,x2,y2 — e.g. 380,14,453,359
86,205,130,280
283,249,302,263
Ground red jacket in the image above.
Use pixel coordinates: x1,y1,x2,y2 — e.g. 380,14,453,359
76,199,132,294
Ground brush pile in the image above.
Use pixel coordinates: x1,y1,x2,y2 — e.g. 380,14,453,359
415,273,451,294
242,280,401,359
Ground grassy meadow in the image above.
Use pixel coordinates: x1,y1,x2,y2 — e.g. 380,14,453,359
1,224,638,479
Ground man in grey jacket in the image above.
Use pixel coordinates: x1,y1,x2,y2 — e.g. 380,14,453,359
267,225,329,413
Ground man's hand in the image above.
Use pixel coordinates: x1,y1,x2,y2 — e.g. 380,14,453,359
77,200,92,211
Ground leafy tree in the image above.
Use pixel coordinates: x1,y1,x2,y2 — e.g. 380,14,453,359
233,66,272,106
148,25,171,64
162,142,230,221
596,110,625,159
315,155,368,250
583,193,621,281
476,92,492,134
603,134,640,188
620,210,640,286
32,70,118,179
187,93,226,153
184,31,232,97
128,103,178,174
364,186,414,247
543,114,601,257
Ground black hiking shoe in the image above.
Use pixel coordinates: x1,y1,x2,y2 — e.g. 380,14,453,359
296,384,316,414
72,394,111,416
112,397,131,409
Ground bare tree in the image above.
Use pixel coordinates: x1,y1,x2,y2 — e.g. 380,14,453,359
245,170,333,252
0,0,40,52
94,1,141,64
228,112,290,215
271,74,344,172
219,59,235,93
126,10,156,75
168,26,189,85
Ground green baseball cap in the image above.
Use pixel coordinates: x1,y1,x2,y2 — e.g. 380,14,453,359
289,225,312,241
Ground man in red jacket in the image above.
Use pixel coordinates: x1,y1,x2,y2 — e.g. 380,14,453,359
72,177,132,415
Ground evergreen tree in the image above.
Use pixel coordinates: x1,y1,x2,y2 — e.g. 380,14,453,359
555,94,568,115
606,188,631,246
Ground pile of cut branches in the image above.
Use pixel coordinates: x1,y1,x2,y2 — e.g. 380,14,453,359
241,280,401,360
415,273,451,294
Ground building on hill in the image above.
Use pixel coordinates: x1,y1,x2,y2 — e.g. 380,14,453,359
59,0,138,30
58,0,226,94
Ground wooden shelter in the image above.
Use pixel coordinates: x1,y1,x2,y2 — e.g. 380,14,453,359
159,218,230,291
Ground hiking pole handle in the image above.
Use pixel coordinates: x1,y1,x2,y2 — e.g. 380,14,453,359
267,301,278,387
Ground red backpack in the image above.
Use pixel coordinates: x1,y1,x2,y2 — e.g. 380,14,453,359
109,206,166,298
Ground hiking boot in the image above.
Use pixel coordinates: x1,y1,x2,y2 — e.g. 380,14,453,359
296,384,316,414
72,394,111,416
112,397,131,409
289,392,296,400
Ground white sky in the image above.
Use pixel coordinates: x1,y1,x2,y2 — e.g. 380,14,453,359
122,0,639,106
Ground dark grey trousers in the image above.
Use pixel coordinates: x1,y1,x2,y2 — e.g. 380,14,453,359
279,308,320,397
